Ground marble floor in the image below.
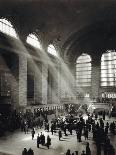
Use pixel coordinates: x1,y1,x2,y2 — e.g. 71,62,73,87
0,117,115,155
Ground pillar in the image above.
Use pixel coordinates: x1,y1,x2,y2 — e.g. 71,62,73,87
51,65,59,104
19,54,27,106
47,67,52,104
91,55,101,99
57,62,61,103
42,63,48,104
68,62,76,98
34,61,42,104
47,60,60,104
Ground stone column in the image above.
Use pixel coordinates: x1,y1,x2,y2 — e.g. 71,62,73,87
34,61,42,104
47,62,60,104
42,63,48,104
57,62,61,104
10,54,19,107
60,62,69,98
51,65,59,104
19,54,27,106
47,67,52,104
60,62,67,98
0,54,19,107
68,62,76,98
91,55,101,99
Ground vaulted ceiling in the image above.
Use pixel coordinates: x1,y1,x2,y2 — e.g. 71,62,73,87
0,0,116,61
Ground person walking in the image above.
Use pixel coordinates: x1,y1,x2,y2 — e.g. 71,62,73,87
84,128,89,140
66,149,71,155
59,129,62,140
86,142,91,155
51,124,54,135
103,110,106,120
46,135,51,149
81,150,86,155
37,134,40,148
41,134,45,145
27,148,34,155
75,151,78,155
22,148,27,155
31,128,35,140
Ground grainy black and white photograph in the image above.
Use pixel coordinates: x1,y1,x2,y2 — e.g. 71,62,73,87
0,0,115,155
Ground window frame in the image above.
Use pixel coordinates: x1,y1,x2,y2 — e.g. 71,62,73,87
0,18,18,39
76,53,92,87
101,50,116,87
26,33,41,49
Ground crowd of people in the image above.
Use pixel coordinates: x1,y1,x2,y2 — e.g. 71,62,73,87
0,104,115,155
20,109,115,155
22,132,51,155
65,142,91,155
0,110,21,136
0,107,59,137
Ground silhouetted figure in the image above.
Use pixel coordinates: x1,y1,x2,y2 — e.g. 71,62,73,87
69,125,72,135
103,110,106,120
24,124,28,134
27,148,34,155
47,123,49,132
84,128,88,140
22,148,27,155
66,149,71,155
112,122,115,135
81,150,86,155
64,125,67,136
86,142,91,155
59,130,62,140
51,124,54,135
96,143,101,155
31,128,35,140
105,126,109,135
95,113,98,120
78,130,82,142
41,134,45,145
109,144,115,155
75,151,78,155
46,135,51,149
37,134,40,148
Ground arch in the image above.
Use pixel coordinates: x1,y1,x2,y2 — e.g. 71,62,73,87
62,20,116,62
0,18,18,38
26,33,41,49
76,53,91,87
47,44,58,57
101,50,116,87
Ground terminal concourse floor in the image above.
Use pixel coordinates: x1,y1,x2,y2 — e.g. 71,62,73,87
0,117,115,155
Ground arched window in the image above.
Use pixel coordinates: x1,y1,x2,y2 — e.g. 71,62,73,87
76,53,91,87
26,34,41,49
47,44,58,57
101,50,116,86
0,18,18,38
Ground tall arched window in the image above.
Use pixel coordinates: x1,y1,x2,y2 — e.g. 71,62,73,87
0,18,18,38
101,50,116,86
26,34,41,49
47,44,58,57
76,53,91,87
